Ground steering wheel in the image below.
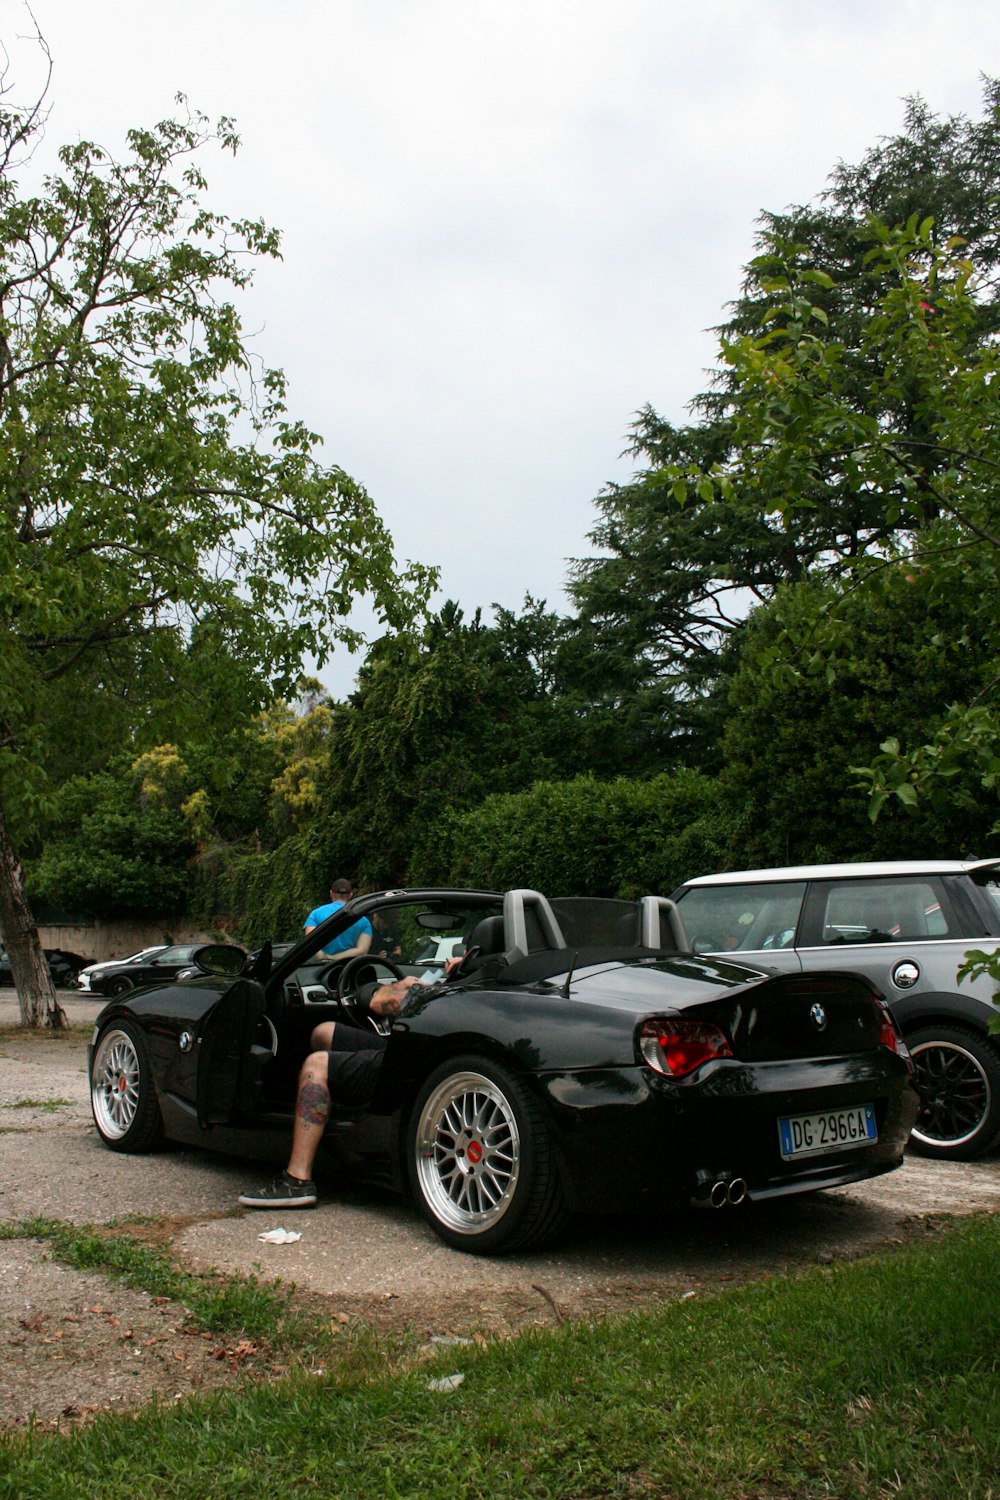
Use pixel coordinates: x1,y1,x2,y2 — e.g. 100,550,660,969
336,955,406,1004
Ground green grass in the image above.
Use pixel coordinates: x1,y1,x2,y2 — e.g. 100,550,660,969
6,1097,72,1112
0,1217,309,1348
1,1214,998,1498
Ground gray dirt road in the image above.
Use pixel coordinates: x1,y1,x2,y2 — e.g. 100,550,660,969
2,991,999,1427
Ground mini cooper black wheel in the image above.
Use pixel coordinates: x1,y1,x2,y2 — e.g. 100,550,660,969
907,1025,1000,1160
406,1055,569,1254
90,1022,164,1152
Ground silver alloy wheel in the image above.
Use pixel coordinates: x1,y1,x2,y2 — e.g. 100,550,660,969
413,1069,521,1236
91,1027,142,1141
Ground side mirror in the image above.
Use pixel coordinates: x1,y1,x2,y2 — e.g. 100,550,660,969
193,944,247,977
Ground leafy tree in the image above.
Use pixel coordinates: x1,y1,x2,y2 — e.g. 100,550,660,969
0,68,433,1023
700,204,1000,1004
28,755,196,917
654,190,1000,869
256,692,337,841
321,596,667,889
719,569,998,868
569,80,1000,753
322,600,566,887
174,593,680,921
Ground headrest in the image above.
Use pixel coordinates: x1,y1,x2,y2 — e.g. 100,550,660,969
613,910,643,944
465,914,506,957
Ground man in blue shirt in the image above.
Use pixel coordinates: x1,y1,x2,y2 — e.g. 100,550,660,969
304,877,373,960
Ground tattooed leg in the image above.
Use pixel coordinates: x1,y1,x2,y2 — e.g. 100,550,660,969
287,1053,330,1180
298,1079,330,1128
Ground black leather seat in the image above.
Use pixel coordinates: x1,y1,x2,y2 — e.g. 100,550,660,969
464,914,506,959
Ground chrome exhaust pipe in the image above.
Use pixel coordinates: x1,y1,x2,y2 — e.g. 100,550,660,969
690,1169,729,1209
690,1170,747,1209
690,1168,720,1208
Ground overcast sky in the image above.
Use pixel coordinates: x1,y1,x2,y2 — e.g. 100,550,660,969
4,1,999,695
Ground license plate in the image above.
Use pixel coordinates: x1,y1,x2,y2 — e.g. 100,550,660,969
778,1103,877,1159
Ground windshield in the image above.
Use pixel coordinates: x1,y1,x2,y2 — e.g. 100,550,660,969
287,896,502,975
368,901,502,967
673,884,806,953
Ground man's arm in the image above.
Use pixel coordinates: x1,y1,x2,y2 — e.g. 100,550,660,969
333,929,372,963
360,975,422,1019
303,921,332,961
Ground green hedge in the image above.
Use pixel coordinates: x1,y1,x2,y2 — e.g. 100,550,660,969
410,770,728,897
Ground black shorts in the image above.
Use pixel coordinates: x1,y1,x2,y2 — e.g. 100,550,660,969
326,1025,389,1109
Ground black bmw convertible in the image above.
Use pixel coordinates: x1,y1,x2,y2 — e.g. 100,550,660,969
88,887,920,1254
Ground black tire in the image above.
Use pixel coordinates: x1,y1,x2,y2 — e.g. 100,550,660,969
406,1054,570,1254
107,976,134,997
907,1025,1000,1160
90,1021,164,1153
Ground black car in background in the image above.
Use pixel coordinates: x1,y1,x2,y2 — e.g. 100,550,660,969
88,887,919,1254
77,946,168,993
0,944,90,987
81,942,245,997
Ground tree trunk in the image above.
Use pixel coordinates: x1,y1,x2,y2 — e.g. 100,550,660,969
0,796,66,1028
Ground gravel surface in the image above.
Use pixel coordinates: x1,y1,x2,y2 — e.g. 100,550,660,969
2,995,999,1430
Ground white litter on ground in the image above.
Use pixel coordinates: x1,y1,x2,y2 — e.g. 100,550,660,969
428,1374,465,1393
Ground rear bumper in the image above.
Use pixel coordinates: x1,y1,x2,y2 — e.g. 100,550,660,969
534,1053,920,1213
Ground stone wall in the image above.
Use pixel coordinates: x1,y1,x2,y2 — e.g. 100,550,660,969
37,920,227,964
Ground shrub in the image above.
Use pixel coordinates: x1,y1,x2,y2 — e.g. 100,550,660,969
410,770,728,896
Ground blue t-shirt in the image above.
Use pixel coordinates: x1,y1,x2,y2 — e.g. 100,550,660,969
304,900,373,957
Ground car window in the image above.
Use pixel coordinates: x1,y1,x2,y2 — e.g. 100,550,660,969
154,945,197,964
973,876,1000,928
675,883,806,953
815,879,951,944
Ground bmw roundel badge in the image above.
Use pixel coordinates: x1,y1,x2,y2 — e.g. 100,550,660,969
809,1002,827,1031
178,1030,193,1053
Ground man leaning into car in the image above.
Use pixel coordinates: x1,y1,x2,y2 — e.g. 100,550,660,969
238,973,422,1208
304,877,373,962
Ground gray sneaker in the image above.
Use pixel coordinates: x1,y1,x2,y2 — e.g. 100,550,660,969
239,1171,317,1208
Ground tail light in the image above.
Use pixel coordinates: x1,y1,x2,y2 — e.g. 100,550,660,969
639,1018,733,1078
875,998,913,1070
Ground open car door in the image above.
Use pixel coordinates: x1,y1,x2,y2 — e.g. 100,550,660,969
195,978,268,1131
